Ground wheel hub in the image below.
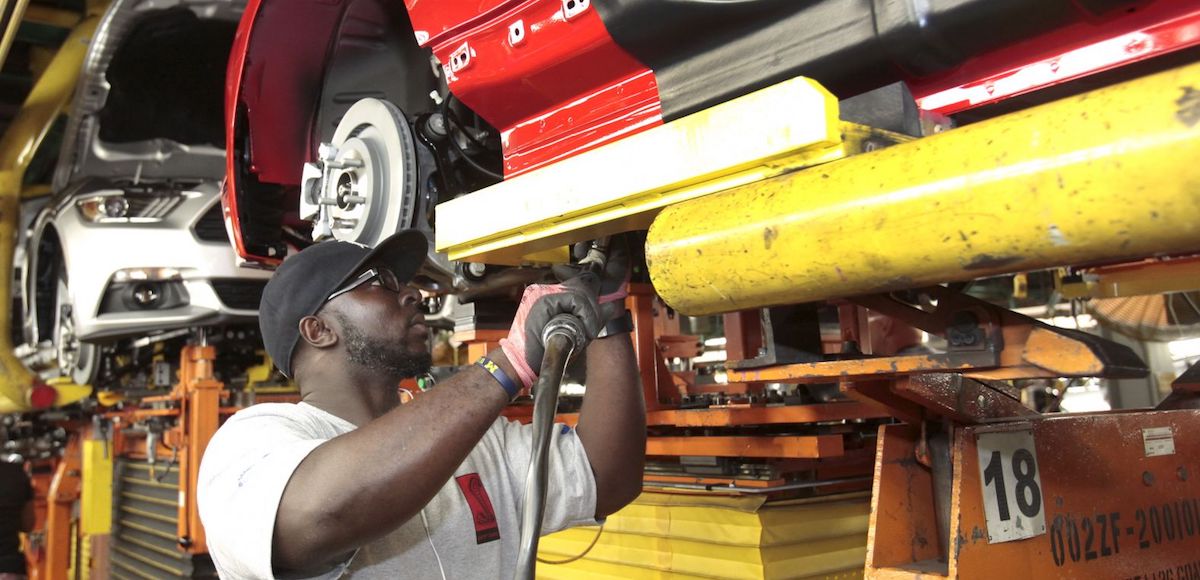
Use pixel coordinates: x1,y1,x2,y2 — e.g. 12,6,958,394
56,304,78,372
52,275,98,385
300,98,419,247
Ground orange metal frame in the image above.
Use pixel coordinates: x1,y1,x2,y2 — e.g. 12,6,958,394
628,279,1196,577
175,344,222,552
23,341,237,575
645,434,843,458
41,436,80,580
867,409,1200,579
104,342,229,556
727,285,1199,579
490,283,891,493
399,283,885,498
23,469,51,579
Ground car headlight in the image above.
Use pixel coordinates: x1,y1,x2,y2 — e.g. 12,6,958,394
76,194,130,222
75,189,184,223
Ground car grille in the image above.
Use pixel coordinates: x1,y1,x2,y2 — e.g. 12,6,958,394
193,203,229,243
127,194,184,219
211,279,266,310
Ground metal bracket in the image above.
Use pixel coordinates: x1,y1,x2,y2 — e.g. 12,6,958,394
850,285,1147,380
730,286,1147,427
1156,359,1200,410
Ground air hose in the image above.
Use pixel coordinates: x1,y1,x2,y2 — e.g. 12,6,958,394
513,314,587,580
514,237,610,579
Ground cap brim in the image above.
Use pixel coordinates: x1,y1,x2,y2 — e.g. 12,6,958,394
338,230,429,289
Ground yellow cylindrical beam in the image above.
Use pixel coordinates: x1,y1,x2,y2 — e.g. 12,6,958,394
647,61,1200,315
0,17,97,410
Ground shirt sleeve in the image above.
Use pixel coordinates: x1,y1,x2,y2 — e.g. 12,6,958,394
495,418,600,534
197,408,338,580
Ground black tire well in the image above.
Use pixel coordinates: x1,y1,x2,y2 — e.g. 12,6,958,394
32,226,63,343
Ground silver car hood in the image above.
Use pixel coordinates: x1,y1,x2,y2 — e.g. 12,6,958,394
52,0,245,190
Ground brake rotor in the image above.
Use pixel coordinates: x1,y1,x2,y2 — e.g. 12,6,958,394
54,273,97,385
321,98,419,247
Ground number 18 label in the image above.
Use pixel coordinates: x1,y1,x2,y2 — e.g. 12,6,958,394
977,430,1047,543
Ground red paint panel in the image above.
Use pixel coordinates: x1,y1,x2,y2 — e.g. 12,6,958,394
223,0,258,152
221,0,264,264
231,0,343,185
409,0,662,176
501,69,660,176
913,3,1200,115
224,0,349,264
404,0,511,44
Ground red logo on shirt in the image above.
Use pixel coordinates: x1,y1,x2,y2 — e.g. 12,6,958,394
455,473,500,544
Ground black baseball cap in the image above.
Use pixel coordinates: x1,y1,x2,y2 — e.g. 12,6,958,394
259,230,428,377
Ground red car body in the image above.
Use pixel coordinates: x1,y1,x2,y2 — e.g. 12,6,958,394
223,0,1200,266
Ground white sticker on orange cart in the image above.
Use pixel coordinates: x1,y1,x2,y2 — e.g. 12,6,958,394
977,430,1047,544
1142,427,1176,457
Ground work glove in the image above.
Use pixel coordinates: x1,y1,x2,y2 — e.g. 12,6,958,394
551,235,632,313
499,274,617,389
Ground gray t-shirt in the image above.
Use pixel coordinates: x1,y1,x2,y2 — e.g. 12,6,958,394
197,402,598,579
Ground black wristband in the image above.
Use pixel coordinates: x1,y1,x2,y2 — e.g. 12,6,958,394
597,309,634,338
476,356,520,400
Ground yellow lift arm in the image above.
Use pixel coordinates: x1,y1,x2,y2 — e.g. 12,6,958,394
0,17,99,412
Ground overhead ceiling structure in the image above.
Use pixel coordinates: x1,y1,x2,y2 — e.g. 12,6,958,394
0,0,92,136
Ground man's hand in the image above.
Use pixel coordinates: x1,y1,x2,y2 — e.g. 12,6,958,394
499,274,614,388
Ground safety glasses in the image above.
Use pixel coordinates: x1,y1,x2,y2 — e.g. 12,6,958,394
325,267,402,303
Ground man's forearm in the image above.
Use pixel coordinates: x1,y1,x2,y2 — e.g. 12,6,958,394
576,333,646,517
273,350,514,572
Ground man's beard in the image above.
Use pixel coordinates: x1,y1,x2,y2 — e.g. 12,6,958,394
339,318,433,380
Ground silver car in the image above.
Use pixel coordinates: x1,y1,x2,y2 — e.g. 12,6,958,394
20,0,269,384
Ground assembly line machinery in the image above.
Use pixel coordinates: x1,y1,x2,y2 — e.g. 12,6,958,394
2,5,1200,580
437,55,1200,578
